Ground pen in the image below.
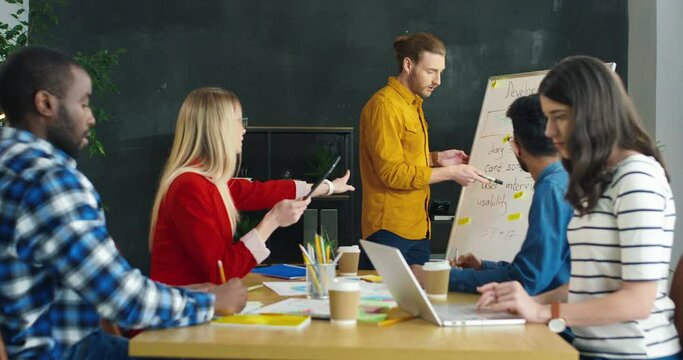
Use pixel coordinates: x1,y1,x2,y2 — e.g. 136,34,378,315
299,244,322,294
308,243,316,264
481,174,504,185
247,284,264,292
315,234,324,263
298,244,314,265
331,252,343,265
377,315,417,327
218,260,227,283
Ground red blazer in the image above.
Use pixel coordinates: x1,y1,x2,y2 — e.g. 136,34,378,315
150,173,295,285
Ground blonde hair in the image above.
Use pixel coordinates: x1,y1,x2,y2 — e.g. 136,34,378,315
149,87,241,249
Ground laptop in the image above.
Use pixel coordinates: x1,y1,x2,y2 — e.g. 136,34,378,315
360,239,526,327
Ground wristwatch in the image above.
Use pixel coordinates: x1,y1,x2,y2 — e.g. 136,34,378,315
548,301,567,333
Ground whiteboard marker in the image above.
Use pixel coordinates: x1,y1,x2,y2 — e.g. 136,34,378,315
481,174,504,185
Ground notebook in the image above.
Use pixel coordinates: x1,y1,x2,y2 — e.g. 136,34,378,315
359,239,526,327
212,314,311,330
251,264,306,279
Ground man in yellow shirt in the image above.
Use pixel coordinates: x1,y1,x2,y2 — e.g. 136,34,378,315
359,32,488,268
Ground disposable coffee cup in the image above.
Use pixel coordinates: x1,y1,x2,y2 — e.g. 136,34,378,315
422,260,451,300
337,245,361,276
329,280,361,325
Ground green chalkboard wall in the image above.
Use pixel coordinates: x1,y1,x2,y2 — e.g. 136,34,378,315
41,0,628,273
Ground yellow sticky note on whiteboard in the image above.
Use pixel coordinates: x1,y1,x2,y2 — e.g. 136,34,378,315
457,217,471,225
507,213,521,221
514,191,524,199
491,80,498,88
503,134,511,143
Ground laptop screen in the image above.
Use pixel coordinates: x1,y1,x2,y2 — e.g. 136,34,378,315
360,239,445,325
360,239,525,327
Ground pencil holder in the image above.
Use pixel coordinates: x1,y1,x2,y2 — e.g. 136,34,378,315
306,263,336,299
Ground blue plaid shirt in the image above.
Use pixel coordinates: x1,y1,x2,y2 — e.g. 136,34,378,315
0,127,215,359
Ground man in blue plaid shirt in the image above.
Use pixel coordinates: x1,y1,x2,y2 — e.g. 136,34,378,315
0,46,248,359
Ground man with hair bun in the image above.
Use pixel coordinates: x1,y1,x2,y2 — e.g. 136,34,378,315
359,32,489,268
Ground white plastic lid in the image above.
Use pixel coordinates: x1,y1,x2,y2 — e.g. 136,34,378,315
337,245,361,253
422,260,451,271
329,279,361,291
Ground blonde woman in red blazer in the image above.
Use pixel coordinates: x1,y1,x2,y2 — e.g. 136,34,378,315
149,87,354,286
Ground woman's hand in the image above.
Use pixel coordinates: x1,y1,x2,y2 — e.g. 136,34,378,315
267,198,311,227
330,170,355,194
256,198,312,241
476,281,546,323
306,170,355,198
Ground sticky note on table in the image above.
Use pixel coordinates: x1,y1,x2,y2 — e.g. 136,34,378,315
507,213,521,221
514,191,524,199
212,314,311,330
457,217,471,225
359,274,383,283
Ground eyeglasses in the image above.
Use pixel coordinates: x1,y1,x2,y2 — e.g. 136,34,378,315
508,136,517,147
241,117,249,129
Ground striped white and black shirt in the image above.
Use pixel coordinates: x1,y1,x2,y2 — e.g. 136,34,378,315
568,154,680,359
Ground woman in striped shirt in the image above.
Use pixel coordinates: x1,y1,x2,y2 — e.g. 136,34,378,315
477,56,680,360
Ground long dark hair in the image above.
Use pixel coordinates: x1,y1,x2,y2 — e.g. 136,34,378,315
539,55,667,214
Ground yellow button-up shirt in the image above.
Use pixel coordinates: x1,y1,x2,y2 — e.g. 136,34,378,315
359,77,432,240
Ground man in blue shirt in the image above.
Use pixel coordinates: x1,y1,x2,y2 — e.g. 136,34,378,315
0,46,247,359
412,94,572,295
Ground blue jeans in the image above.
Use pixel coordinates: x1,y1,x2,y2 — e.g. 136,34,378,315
359,229,431,270
62,329,142,360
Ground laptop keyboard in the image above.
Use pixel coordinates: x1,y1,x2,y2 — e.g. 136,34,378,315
432,303,482,320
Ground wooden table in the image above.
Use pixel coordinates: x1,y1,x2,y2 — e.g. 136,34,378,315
130,274,578,359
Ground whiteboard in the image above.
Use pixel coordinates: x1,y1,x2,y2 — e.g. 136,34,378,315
445,69,549,262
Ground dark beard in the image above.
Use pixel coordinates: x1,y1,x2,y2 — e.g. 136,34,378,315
46,105,80,159
515,154,529,173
